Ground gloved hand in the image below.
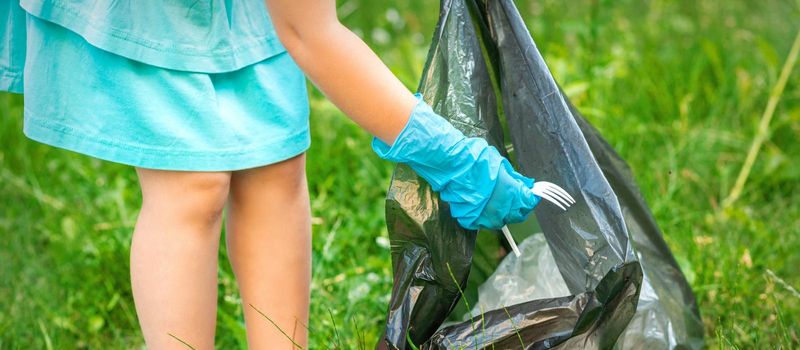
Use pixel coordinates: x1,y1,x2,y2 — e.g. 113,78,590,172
371,93,540,230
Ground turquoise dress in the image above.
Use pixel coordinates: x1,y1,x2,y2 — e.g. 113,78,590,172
1,0,310,171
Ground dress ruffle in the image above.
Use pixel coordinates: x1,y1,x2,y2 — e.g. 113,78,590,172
19,0,287,74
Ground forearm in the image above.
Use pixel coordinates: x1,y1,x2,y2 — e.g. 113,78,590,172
265,1,418,145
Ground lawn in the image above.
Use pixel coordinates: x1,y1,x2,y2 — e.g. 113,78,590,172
1,0,799,348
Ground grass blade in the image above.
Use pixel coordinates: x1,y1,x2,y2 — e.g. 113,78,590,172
502,305,526,349
249,303,305,349
723,26,800,208
167,332,196,350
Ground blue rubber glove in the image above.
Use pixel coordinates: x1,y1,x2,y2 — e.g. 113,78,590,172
371,94,541,230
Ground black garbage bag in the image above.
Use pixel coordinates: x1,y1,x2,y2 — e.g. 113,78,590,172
377,0,704,349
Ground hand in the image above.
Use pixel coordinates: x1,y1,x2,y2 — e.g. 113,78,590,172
372,94,540,230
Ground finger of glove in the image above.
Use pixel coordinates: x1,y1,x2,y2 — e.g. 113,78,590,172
502,190,539,225
496,161,539,208
500,160,541,210
523,188,541,209
478,161,532,228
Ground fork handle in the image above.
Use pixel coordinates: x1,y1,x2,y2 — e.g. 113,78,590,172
501,225,521,257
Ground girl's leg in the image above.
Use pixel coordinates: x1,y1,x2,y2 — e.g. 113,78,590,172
131,168,231,349
225,153,311,349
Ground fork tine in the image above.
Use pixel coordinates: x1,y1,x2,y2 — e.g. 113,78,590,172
542,187,572,208
539,182,574,204
544,184,575,205
552,185,576,204
538,191,567,210
542,182,576,204
537,183,571,206
553,185,575,204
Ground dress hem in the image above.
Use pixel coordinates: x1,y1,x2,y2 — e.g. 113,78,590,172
23,110,311,171
0,70,24,93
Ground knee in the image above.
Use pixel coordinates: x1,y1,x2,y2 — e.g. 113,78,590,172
180,173,231,221
137,169,232,228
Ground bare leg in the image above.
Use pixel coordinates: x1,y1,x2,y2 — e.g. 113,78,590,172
225,154,311,349
130,168,231,349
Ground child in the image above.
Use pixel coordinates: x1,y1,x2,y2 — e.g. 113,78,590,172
1,0,543,348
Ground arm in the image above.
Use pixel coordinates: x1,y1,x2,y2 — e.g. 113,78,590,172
264,0,416,145
264,1,544,230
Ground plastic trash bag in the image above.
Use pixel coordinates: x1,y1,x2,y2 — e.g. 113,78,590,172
377,0,703,349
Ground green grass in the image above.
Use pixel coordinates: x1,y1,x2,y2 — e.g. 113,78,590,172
1,0,799,348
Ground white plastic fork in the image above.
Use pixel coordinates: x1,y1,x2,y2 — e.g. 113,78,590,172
501,181,576,257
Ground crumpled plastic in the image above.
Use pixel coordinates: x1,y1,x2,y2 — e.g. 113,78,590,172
463,234,570,321
376,0,704,349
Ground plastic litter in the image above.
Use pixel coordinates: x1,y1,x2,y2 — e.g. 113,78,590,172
464,234,570,321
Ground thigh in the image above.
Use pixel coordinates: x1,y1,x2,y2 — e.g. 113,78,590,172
229,153,308,203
